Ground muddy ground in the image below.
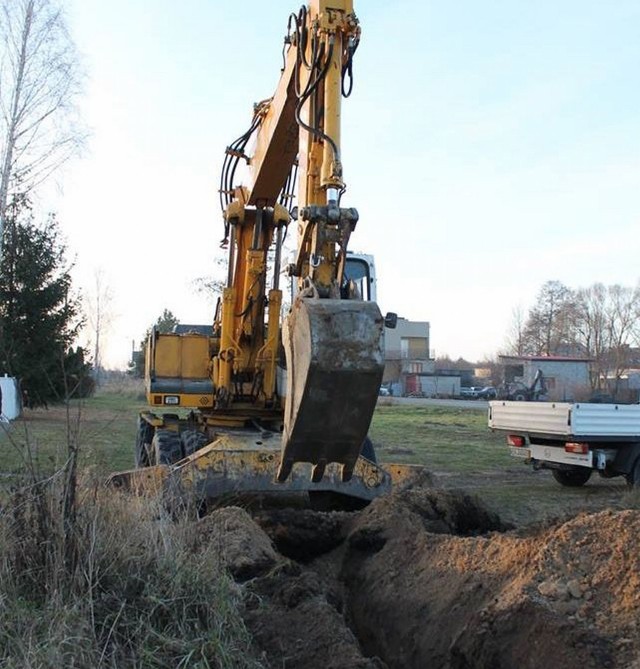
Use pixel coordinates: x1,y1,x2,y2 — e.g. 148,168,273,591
198,486,640,669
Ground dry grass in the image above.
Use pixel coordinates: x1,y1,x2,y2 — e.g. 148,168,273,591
0,459,262,668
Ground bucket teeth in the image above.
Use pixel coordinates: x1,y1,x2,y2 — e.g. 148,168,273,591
276,459,293,483
341,464,354,482
311,461,326,483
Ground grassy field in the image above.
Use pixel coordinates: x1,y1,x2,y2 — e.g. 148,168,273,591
1,388,637,524
370,402,510,471
372,400,638,524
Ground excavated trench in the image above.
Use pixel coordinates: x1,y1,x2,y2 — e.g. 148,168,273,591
197,488,640,669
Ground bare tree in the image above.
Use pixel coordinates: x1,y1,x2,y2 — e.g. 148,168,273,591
85,269,114,385
604,284,640,394
0,0,84,259
522,280,575,355
505,304,526,355
573,283,608,389
561,283,640,394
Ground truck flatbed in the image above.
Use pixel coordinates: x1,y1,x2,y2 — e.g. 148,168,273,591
488,401,640,441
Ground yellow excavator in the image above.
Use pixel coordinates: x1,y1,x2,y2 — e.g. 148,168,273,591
108,0,419,507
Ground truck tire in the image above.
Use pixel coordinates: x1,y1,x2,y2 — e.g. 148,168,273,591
626,457,640,488
181,429,209,456
552,468,592,487
135,417,155,468
152,429,184,465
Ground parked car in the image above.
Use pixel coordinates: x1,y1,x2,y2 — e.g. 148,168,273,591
477,386,497,400
460,386,497,400
460,387,483,399
378,386,390,397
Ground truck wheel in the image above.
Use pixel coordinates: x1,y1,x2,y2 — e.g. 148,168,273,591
552,468,592,487
152,429,184,465
135,417,155,468
626,457,640,488
181,429,209,456
361,436,377,463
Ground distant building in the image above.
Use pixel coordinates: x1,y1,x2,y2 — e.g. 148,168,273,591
404,372,461,398
384,318,431,368
384,318,440,395
499,355,591,401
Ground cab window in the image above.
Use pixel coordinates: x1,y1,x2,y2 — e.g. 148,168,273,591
344,257,371,301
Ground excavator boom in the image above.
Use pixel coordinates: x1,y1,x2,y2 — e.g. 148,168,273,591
219,0,383,482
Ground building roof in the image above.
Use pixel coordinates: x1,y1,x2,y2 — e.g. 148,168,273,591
499,354,592,363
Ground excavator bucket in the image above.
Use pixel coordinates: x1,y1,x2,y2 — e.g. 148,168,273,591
278,297,385,483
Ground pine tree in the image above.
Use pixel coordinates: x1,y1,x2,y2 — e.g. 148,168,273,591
0,194,92,407
127,309,180,378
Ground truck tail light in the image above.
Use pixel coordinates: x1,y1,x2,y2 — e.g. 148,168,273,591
565,442,589,454
507,435,525,447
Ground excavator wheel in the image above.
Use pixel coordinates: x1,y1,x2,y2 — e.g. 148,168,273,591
135,417,155,467
152,429,184,465
181,429,209,456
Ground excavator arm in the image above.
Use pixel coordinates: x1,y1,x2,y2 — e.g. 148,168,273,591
217,0,384,484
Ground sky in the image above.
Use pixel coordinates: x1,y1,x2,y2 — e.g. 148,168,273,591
44,0,640,368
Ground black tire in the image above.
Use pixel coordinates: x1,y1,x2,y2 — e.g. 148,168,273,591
135,417,155,468
552,468,592,487
513,393,527,402
626,457,640,488
181,429,209,456
152,429,184,465
361,436,377,463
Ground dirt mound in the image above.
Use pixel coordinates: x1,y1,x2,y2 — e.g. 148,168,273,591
341,494,640,668
528,510,640,639
196,506,279,580
199,491,640,668
351,488,509,539
243,561,384,669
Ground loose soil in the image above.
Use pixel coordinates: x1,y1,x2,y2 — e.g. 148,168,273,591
201,489,640,669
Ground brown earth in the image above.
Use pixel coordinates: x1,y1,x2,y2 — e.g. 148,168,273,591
199,489,640,669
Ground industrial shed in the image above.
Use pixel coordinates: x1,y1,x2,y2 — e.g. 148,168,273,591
499,355,592,402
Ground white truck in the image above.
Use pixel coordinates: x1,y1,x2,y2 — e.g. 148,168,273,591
488,400,640,488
